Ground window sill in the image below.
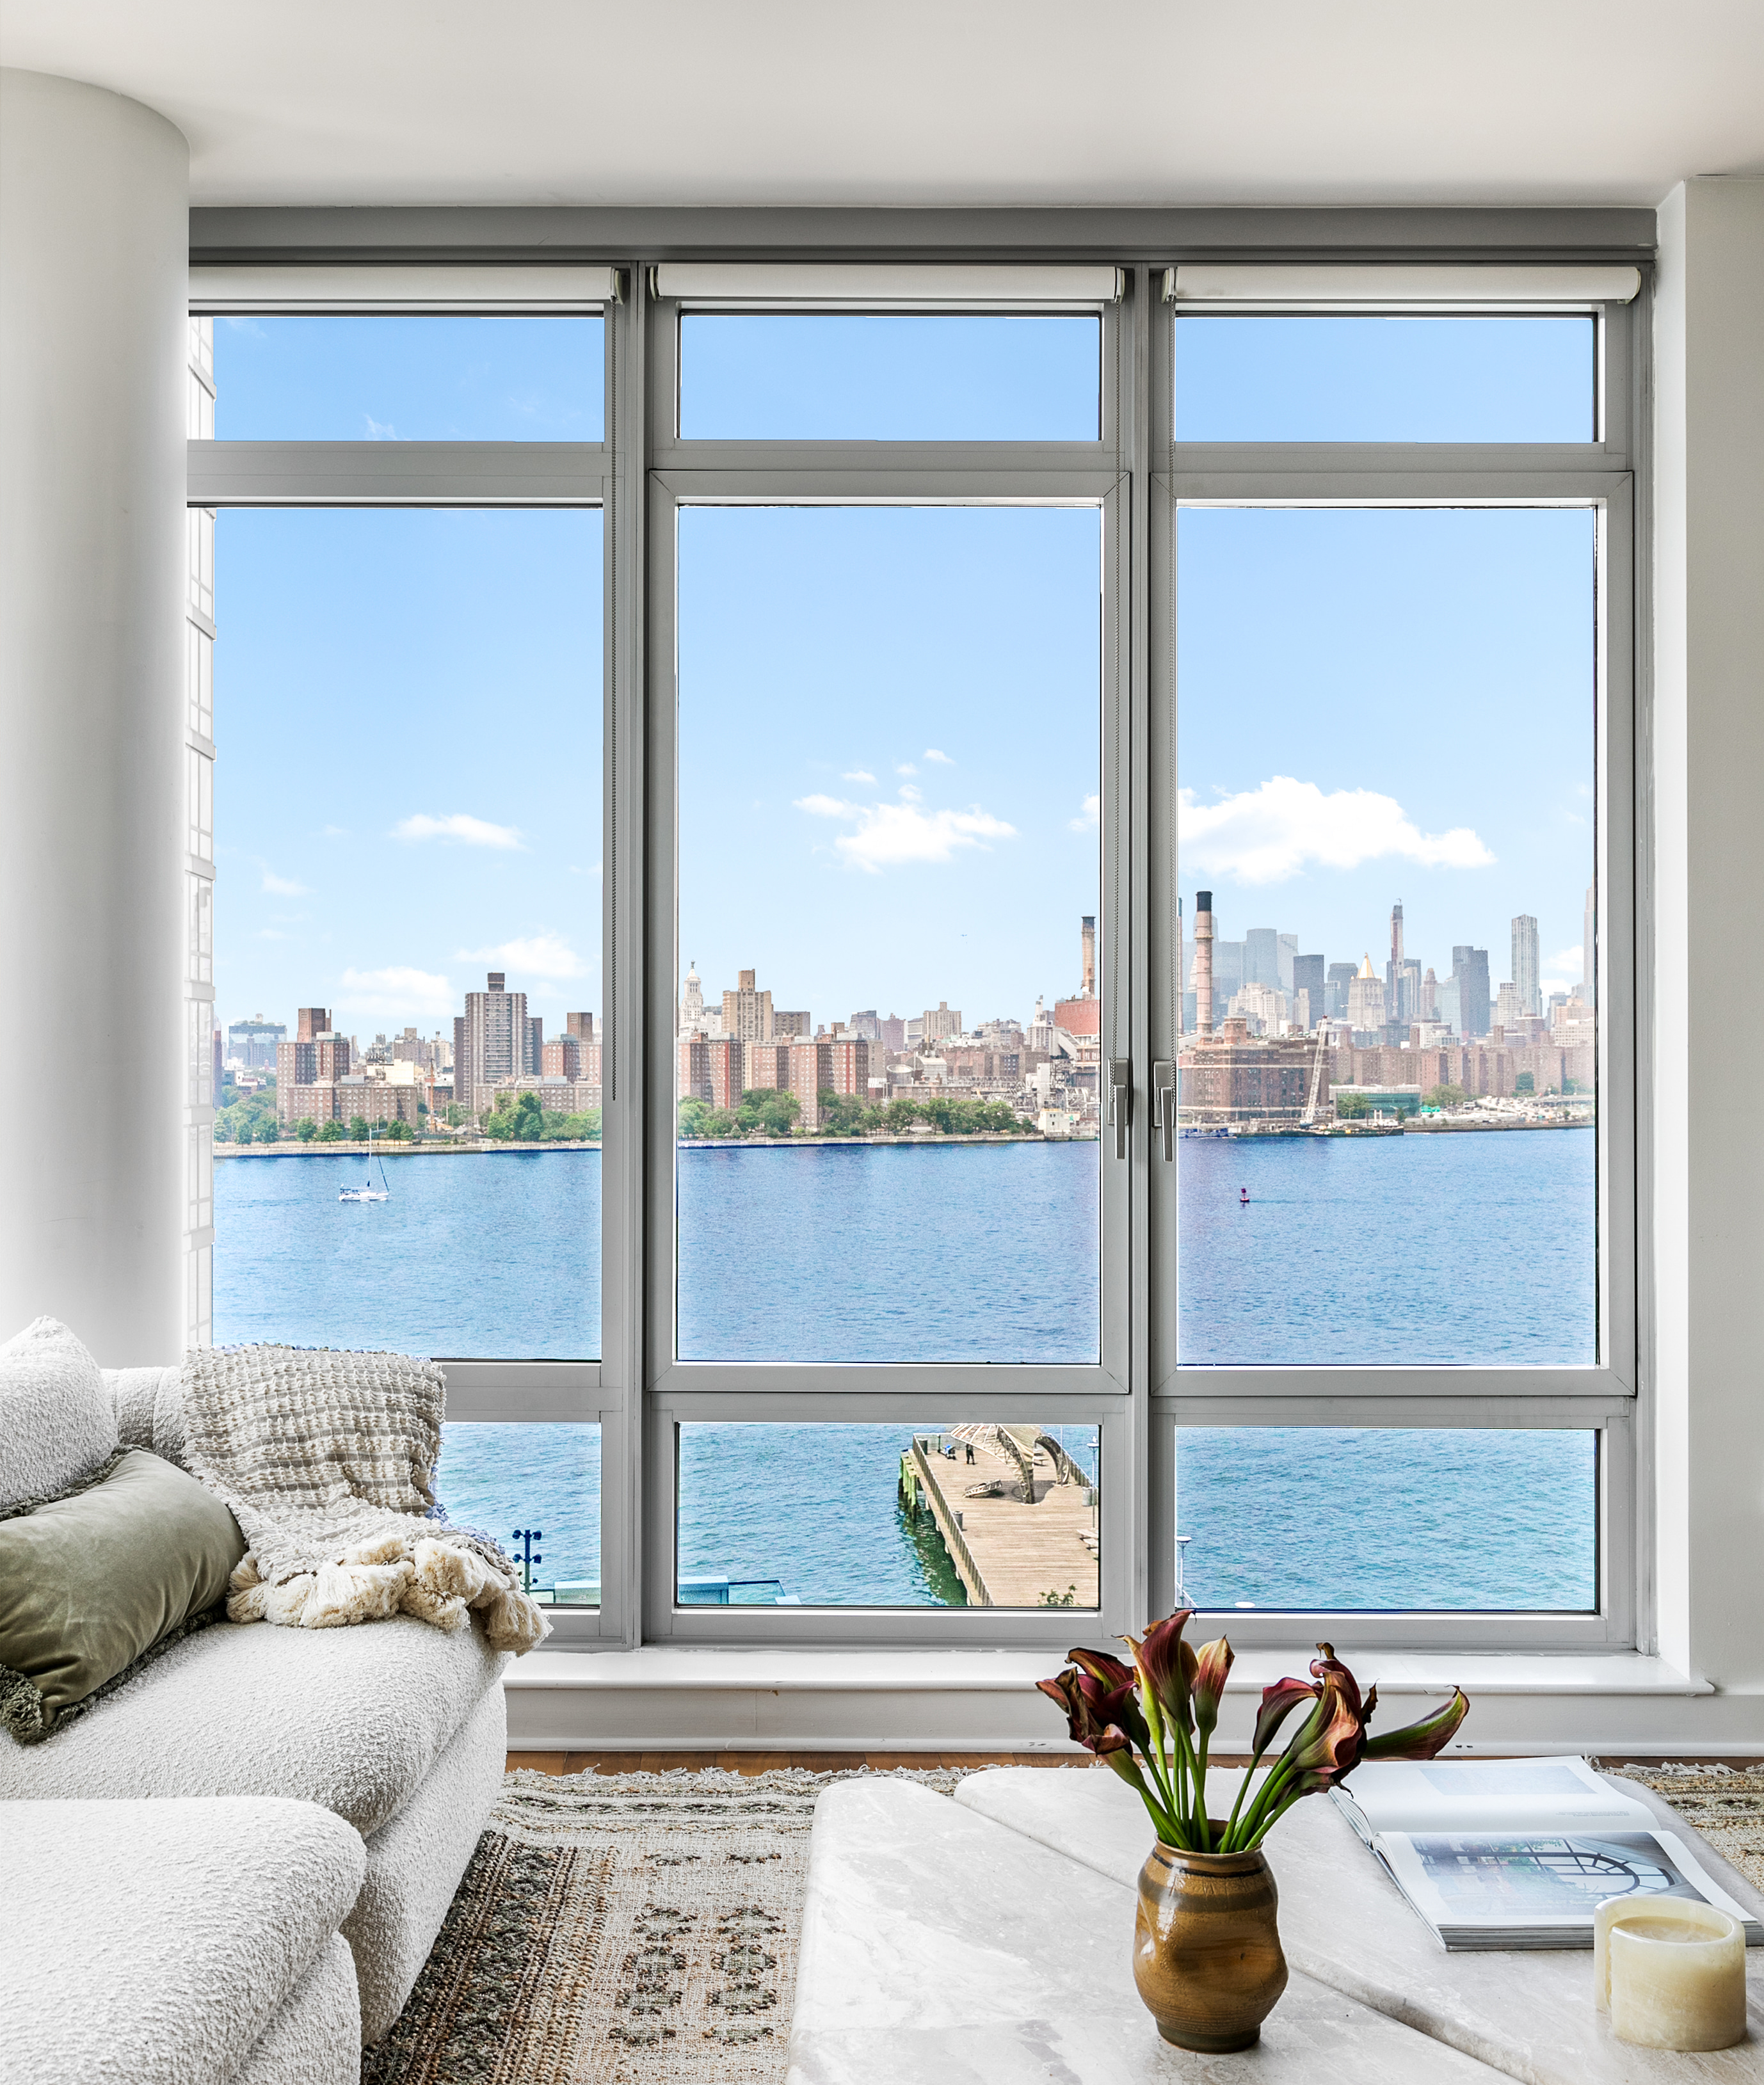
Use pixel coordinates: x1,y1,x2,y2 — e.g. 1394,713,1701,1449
501,1646,1752,1753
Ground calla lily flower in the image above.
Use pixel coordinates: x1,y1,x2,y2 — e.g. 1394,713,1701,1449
1192,1636,1234,1742
1127,1610,1199,1731
1360,1686,1470,1762
1036,1616,1470,1855
1252,1677,1319,1758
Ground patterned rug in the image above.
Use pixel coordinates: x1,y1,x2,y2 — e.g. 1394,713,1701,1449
360,1765,970,2085
1605,1762,1764,1896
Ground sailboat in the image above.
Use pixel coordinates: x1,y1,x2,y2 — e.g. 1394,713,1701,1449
339,1117,390,1202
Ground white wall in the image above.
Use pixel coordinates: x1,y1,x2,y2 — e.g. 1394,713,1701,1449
1651,177,1764,1707
0,72,190,1362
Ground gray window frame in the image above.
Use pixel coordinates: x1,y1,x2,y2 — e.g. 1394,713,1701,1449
186,212,1651,1659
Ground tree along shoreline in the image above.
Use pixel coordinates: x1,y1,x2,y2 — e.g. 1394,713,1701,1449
213,1130,1094,1158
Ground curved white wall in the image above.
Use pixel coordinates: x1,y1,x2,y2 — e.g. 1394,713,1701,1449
0,71,189,1362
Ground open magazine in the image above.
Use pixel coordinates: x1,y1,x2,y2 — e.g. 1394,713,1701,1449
1329,1755,1763,1952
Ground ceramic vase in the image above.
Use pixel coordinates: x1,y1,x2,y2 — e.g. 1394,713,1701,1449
1132,1836,1288,2052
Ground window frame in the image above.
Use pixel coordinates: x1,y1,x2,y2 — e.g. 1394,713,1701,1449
187,247,1649,1661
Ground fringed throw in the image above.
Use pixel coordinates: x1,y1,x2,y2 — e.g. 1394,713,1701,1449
176,1345,549,1655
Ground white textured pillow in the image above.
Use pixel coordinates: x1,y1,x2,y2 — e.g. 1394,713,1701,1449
0,1318,118,1511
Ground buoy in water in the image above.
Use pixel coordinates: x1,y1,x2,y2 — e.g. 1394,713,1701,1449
1239,1187,1250,1205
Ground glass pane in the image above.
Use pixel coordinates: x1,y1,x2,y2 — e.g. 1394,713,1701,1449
680,315,1100,440
675,506,1102,1362
440,1422,600,1607
678,1423,1100,1608
1175,1428,1596,1611
1173,316,1594,442
1176,507,1597,1366
212,507,602,1357
213,316,603,440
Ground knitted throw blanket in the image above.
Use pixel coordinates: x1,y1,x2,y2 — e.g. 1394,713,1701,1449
174,1346,549,1655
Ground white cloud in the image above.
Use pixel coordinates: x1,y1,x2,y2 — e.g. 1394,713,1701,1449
795,792,1017,874
895,762,917,777
897,783,923,803
261,868,309,896
364,415,401,440
255,928,291,943
393,812,525,850
1178,776,1495,886
924,748,954,765
1070,793,1100,832
1546,943,1586,976
842,770,876,783
320,825,348,838
455,932,588,980
223,316,266,339
337,966,455,1018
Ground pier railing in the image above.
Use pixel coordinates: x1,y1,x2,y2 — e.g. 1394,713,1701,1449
903,1436,991,1606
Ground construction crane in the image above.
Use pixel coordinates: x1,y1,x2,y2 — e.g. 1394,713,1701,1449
1301,1025,1330,1126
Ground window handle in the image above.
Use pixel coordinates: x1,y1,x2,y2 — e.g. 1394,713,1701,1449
1151,1058,1178,1161
1108,1058,1133,1160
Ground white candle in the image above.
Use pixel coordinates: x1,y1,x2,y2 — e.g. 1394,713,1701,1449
1593,1895,1747,2051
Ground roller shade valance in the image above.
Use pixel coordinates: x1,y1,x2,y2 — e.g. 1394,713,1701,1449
650,263,1124,308
189,265,618,312
1164,264,1640,309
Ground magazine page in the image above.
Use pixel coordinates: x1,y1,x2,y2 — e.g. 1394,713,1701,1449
1377,1825,1764,1946
1334,1755,1653,1839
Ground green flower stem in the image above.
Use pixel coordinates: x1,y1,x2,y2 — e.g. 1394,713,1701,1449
1219,1744,1273,1853
1134,1663,1184,1832
1245,1779,1315,1849
1107,1747,1180,1846
1232,1746,1301,1849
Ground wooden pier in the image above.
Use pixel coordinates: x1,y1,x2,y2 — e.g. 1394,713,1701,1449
899,1428,1100,1609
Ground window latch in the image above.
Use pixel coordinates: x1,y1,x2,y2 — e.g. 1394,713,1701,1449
1151,1058,1178,1161
1108,1058,1133,1160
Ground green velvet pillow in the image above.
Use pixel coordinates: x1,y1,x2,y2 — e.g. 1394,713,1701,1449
0,1448,245,1744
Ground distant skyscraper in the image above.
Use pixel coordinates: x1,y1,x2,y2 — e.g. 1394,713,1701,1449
1512,914,1541,1018
1292,953,1326,1003
721,968,775,1042
1582,883,1596,1008
1451,945,1491,1038
1325,961,1356,1021
678,963,707,1035
922,1000,962,1042
454,971,527,1121
227,1013,286,1069
1420,967,1438,1020
1385,902,1407,1023
1346,954,1386,1034
1277,932,1298,993
1244,928,1281,991
846,1009,881,1041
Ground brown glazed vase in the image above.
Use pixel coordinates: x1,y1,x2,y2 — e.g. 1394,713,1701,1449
1132,1834,1288,2052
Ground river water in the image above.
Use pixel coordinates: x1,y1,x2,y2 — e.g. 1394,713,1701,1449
213,1131,1597,1610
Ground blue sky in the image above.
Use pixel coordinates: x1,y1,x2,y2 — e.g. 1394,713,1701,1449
213,312,1596,1044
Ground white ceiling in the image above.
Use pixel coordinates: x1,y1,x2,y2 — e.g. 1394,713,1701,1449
1,1,1760,211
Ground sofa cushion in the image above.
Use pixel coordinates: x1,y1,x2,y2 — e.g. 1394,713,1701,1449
0,1610,508,1836
0,1315,117,1511
0,1448,246,1743
0,1796,364,2085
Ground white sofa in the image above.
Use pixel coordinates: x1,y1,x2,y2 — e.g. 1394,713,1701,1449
1,1798,367,2085
0,1370,509,2052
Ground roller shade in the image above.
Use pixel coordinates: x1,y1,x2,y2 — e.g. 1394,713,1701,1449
189,265,617,313
1164,264,1640,309
651,263,1124,308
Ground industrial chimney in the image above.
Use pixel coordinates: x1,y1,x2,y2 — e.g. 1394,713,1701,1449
1080,915,1096,998
1193,891,1215,1039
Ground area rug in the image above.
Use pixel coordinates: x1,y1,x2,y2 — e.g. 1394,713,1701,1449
1605,1762,1764,1896
360,1764,971,2085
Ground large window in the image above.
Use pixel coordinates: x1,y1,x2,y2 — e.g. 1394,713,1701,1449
190,257,1639,1656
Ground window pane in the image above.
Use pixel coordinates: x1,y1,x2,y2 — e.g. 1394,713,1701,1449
1176,508,1597,1366
1176,1428,1596,1611
1173,316,1594,442
213,316,603,440
675,506,1102,1362
212,508,602,1357
677,1423,1100,1608
440,1422,600,1606
679,316,1100,440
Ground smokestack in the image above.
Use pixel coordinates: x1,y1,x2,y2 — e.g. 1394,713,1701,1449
1080,915,1096,997
1193,891,1215,1039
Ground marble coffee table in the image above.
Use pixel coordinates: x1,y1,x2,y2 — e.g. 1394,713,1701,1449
952,1766,1764,2085
785,1776,1510,2082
